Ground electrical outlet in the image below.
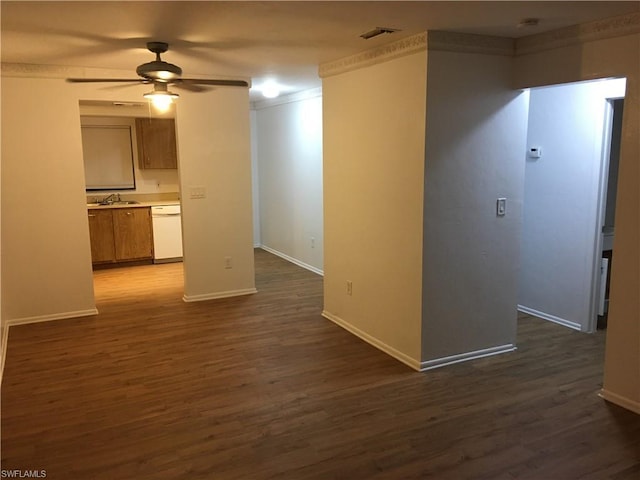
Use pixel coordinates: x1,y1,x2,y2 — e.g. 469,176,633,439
224,256,232,269
311,237,315,249
346,281,353,296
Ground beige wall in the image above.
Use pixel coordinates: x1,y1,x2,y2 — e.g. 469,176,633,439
1,77,97,323
1,70,255,334
177,88,256,301
515,33,640,413
322,50,427,367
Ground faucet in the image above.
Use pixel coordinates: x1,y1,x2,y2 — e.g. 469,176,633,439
100,193,120,205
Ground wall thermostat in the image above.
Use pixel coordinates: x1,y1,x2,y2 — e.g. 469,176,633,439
528,147,542,159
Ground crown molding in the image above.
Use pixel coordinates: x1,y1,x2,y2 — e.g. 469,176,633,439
251,87,322,110
427,31,515,56
1,63,81,78
319,32,427,78
1,63,133,79
516,11,640,56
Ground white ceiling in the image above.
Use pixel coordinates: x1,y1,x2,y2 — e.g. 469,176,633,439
2,1,638,101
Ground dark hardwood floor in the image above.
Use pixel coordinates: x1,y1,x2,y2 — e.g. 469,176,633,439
2,249,639,479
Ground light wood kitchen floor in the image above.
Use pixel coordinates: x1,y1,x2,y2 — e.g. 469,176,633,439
2,249,639,479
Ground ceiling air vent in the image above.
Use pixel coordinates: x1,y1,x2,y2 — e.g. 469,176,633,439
360,27,400,40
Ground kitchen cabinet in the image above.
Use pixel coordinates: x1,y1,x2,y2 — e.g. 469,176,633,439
87,209,115,263
88,207,154,265
135,118,177,169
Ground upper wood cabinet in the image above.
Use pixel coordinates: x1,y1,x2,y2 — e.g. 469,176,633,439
135,118,177,169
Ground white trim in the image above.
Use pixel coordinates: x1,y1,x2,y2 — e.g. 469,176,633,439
259,245,324,276
518,305,582,331
6,308,98,327
182,288,257,303
252,87,322,110
599,389,640,415
322,310,421,370
420,344,517,371
1,324,10,385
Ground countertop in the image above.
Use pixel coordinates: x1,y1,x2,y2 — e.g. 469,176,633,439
87,200,180,209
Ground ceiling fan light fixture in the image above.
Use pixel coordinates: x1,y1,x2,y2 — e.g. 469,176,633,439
144,87,179,111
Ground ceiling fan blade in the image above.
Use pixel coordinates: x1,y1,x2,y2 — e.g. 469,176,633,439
66,78,145,83
171,82,211,93
177,78,249,87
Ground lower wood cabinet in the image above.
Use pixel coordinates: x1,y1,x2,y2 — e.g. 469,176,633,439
88,207,153,265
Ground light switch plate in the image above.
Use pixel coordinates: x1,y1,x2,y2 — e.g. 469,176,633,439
189,185,206,199
497,198,507,216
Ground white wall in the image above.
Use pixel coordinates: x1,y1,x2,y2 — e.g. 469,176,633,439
255,90,323,274
322,48,427,368
421,50,529,365
514,28,640,414
250,109,261,246
519,78,626,332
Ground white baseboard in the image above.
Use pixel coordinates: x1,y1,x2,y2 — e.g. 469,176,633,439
518,305,582,331
6,308,98,327
183,288,257,303
420,344,517,371
259,245,324,276
321,310,421,371
1,323,10,385
599,389,640,415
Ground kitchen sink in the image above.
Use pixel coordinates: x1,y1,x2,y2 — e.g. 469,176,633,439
87,200,140,207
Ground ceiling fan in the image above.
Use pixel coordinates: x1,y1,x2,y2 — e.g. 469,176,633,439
66,41,249,108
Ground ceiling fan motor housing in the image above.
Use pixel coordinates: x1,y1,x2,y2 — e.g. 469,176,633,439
136,60,183,81
137,42,182,81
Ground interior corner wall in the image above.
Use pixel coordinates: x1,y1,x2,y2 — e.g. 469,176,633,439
519,79,626,332
514,33,639,413
250,109,261,247
422,50,528,364
1,76,96,322
176,88,256,300
255,93,323,272
322,50,427,368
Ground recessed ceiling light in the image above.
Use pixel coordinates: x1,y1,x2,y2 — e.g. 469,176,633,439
262,85,280,99
360,27,401,40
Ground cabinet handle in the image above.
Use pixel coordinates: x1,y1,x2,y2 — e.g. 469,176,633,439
126,212,132,216
88,214,96,217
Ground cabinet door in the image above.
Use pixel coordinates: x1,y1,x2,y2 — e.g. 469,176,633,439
88,209,115,264
135,118,177,169
113,208,153,261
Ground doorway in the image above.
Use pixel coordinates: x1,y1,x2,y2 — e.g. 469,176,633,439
518,78,626,333
79,100,184,301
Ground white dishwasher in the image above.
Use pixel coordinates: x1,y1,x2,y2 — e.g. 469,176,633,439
151,205,183,263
